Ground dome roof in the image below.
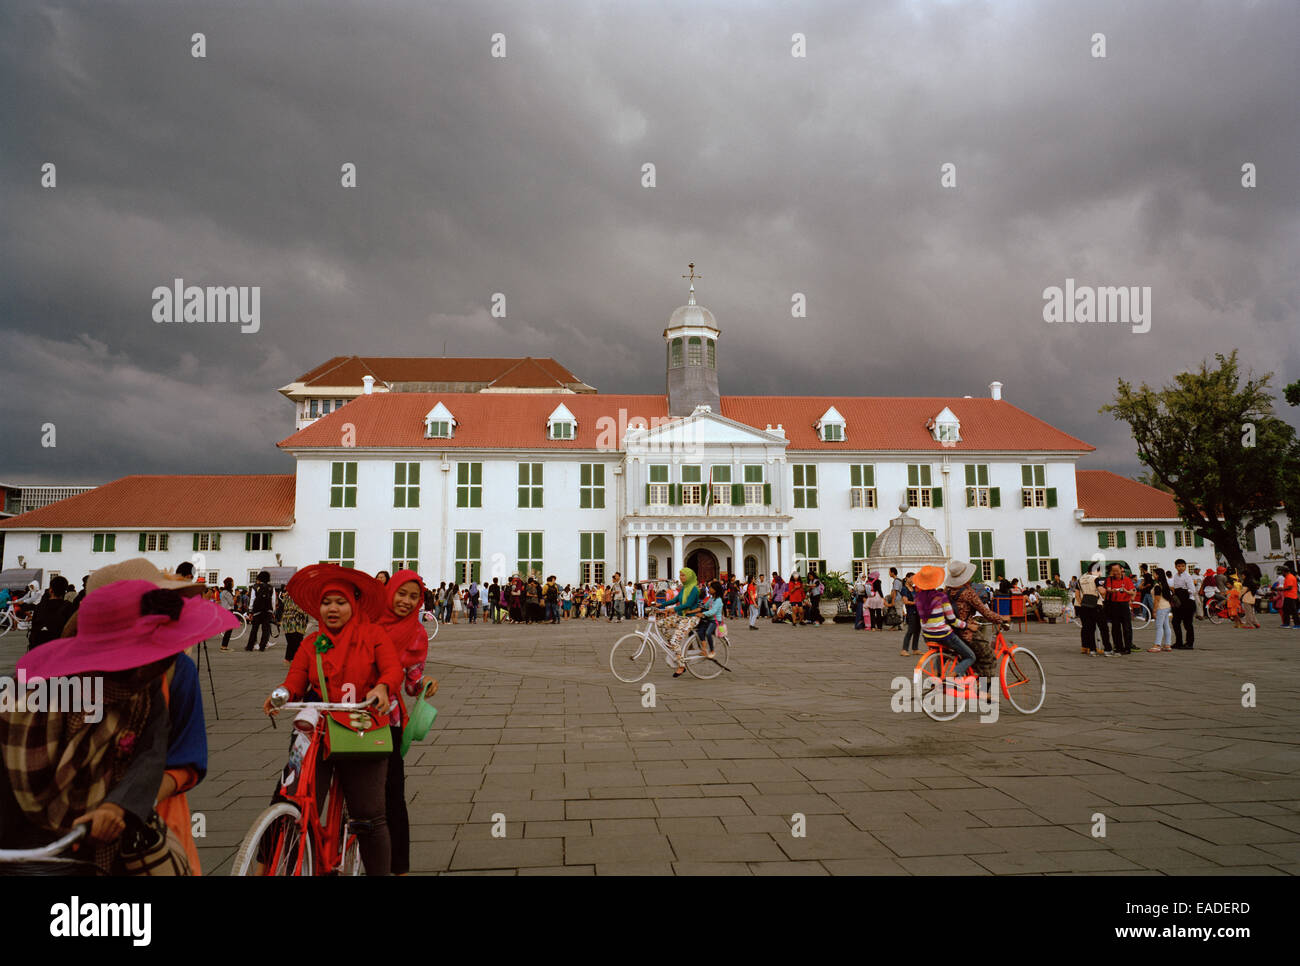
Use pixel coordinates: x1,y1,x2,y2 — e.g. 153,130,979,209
666,302,719,332
866,505,944,565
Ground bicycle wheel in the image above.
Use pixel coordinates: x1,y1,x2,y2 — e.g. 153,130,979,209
1130,603,1151,630
1206,600,1226,624
913,650,964,722
424,612,439,641
609,633,654,683
687,634,728,680
233,613,250,641
341,833,363,875
230,803,312,876
0,614,12,637
1001,645,1046,715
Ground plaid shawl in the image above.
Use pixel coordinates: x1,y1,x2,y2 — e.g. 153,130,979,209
0,678,152,835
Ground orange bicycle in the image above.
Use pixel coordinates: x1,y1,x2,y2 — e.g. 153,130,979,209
230,690,373,875
912,620,1046,721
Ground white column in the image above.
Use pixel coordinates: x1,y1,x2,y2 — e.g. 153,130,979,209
672,532,683,576
625,535,635,583
767,533,777,577
638,533,649,583
729,533,741,577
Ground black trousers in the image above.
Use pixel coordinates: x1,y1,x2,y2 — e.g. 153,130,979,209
1079,607,1109,651
1282,597,1298,627
284,632,305,663
1172,601,1195,647
317,755,389,876
385,726,410,875
1105,602,1133,653
246,618,272,651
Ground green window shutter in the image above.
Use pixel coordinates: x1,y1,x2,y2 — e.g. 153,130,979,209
455,532,467,558
1098,532,1107,549
193,533,200,552
645,484,651,503
580,464,591,487
964,465,976,486
245,532,252,551
213,533,221,551
594,464,604,486
471,464,481,485
92,534,101,553
532,533,543,558
408,533,418,558
854,532,865,558
471,488,481,509
394,463,406,486
332,462,343,485
763,483,772,505
1046,487,1058,508
1025,532,1037,556
139,533,147,551
1021,465,1032,486
808,489,818,509
921,466,931,486
1117,531,1126,548
395,486,405,508
672,484,682,505
343,532,354,558
518,533,528,559
990,487,1001,507
393,532,404,558
808,533,819,557
39,534,48,552
907,465,918,486
107,534,116,551
54,534,62,552
1026,560,1037,582
1194,534,1204,548
1155,531,1166,548
346,463,357,484
864,466,874,486
969,532,980,557
731,483,743,505
794,533,806,556
931,487,942,508
457,463,467,484
580,532,591,558
792,465,803,487
468,533,480,557
471,561,481,582
993,559,1006,579
864,532,876,556
329,532,341,558
850,465,862,488
409,464,419,485
1049,559,1060,580
580,489,591,509
966,487,975,508
594,533,605,558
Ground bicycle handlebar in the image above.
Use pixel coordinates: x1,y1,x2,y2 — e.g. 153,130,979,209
278,701,378,712
0,823,87,861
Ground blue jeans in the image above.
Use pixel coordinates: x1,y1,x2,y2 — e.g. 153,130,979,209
696,618,716,649
1153,607,1172,647
930,631,976,677
902,611,921,651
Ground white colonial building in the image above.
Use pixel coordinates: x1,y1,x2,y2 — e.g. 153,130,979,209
2,276,1243,591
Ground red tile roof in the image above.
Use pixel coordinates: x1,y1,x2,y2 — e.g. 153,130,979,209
1076,470,1181,520
279,393,1093,452
0,475,296,529
291,356,583,389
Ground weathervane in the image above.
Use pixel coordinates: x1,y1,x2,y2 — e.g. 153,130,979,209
682,262,703,305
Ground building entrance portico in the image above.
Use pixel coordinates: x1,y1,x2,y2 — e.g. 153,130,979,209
686,547,719,583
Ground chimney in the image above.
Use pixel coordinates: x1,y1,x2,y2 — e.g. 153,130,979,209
362,375,374,395
989,381,1003,401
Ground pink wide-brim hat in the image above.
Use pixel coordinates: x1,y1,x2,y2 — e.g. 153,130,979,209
19,579,239,681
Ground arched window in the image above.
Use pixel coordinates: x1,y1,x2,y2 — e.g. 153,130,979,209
647,556,659,579
1268,521,1282,550
706,339,716,369
744,554,758,580
687,336,702,366
670,338,683,368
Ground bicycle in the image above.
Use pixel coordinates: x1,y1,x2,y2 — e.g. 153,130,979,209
1066,599,1151,630
0,604,33,637
0,824,100,876
231,691,375,876
609,609,729,682
1205,596,1228,624
421,608,440,641
912,620,1046,721
230,611,250,641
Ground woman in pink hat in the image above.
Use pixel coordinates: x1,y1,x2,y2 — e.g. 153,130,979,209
0,579,237,873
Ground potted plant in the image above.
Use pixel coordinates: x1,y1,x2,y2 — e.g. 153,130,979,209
1039,586,1069,621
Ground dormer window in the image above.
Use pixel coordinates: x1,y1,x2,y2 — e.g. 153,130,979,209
424,401,456,439
816,406,846,442
931,406,961,443
547,403,576,441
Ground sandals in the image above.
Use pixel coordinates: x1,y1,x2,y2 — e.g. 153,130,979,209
673,666,686,677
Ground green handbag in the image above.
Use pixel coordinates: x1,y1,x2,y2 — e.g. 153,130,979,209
316,649,393,759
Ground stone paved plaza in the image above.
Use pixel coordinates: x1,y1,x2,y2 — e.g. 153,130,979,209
6,614,1299,875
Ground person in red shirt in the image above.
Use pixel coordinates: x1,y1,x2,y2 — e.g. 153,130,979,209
1280,565,1299,628
263,564,401,875
785,575,806,625
1103,563,1136,655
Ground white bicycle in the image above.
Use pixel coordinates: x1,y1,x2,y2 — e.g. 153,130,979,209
0,604,32,637
609,611,730,682
421,608,440,641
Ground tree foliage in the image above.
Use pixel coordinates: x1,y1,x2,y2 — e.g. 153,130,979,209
1101,352,1300,568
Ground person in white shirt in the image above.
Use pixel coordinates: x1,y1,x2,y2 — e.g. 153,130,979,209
1168,558,1198,649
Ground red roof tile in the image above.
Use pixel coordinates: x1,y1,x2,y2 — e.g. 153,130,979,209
1076,470,1181,520
279,393,1093,452
0,475,296,529
290,356,583,388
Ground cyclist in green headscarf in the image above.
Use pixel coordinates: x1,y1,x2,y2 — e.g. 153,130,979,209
655,568,703,677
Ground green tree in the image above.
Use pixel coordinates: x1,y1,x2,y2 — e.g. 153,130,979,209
1101,352,1299,570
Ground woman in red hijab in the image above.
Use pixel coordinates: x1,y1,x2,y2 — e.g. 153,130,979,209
373,569,438,875
263,564,400,875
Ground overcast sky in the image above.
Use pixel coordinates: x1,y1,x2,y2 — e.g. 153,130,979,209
2,0,1297,485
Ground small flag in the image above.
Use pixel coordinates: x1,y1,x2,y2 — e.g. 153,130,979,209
705,466,713,515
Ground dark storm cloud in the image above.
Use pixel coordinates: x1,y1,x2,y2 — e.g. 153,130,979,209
1,0,1297,482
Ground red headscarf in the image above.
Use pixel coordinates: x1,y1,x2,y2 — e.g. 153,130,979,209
374,569,427,668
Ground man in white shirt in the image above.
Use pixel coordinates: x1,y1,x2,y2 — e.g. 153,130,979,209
756,574,770,617
1168,558,1197,649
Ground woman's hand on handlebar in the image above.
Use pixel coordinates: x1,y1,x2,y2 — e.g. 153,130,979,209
263,695,281,717
72,802,126,842
366,684,391,716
